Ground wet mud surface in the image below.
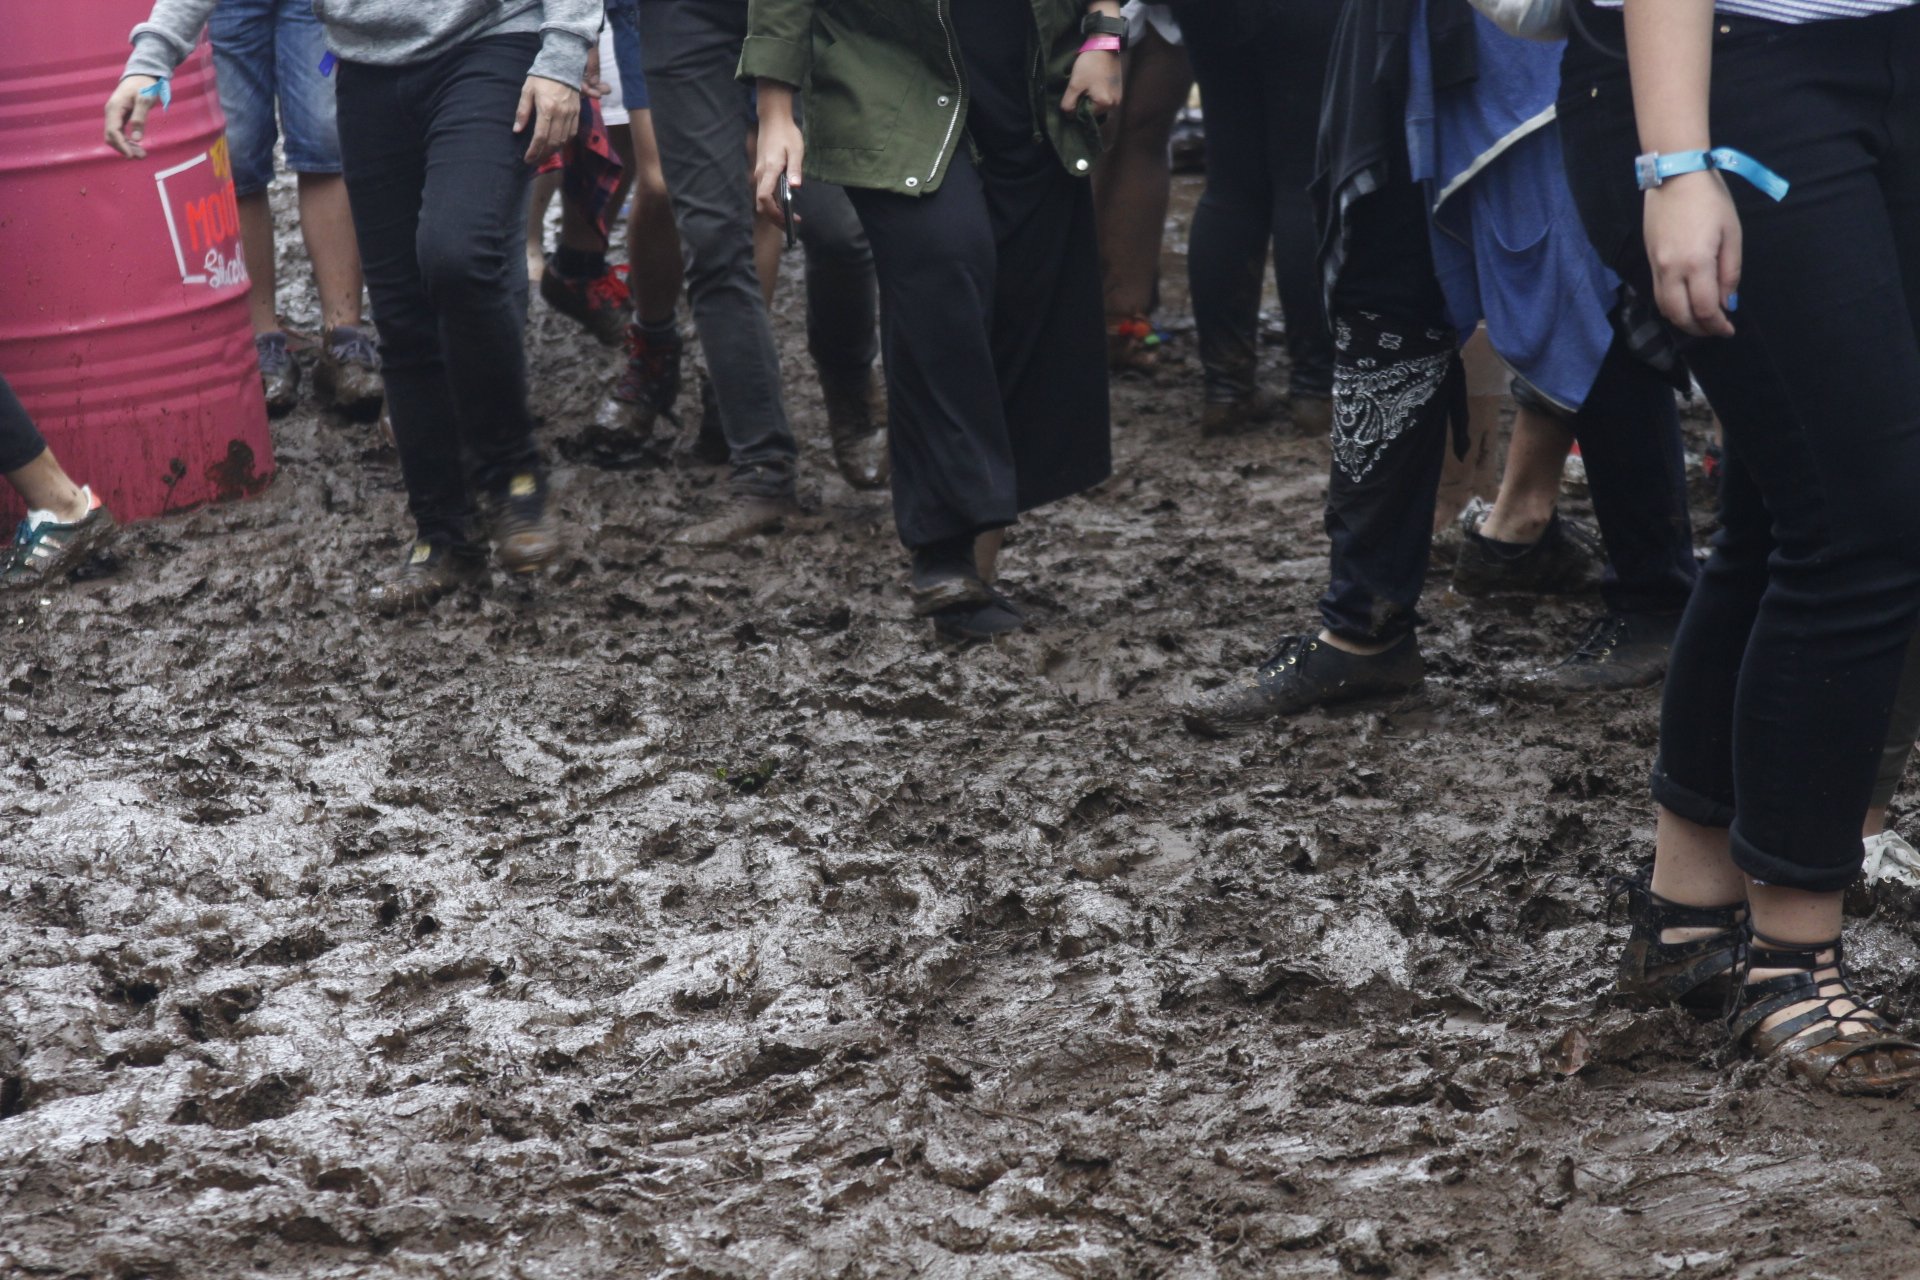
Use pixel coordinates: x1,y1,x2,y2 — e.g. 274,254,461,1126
7,178,1920,1279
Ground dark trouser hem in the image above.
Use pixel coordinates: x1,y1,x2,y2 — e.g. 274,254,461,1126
1731,825,1861,894
1649,760,1737,831
0,373,49,474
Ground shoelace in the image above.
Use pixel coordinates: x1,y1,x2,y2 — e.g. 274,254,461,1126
329,327,380,368
255,334,292,371
1571,614,1630,662
1255,634,1315,670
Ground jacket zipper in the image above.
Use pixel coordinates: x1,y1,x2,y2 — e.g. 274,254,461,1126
928,0,965,186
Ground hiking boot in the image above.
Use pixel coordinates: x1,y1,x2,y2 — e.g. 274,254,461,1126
315,325,384,419
1527,611,1681,695
672,491,800,547
820,365,888,491
601,322,684,434
368,540,488,614
255,331,300,416
908,540,993,616
1,492,115,591
540,263,630,347
689,374,730,465
1180,632,1425,736
1200,388,1279,438
1451,511,1603,596
484,471,561,573
1288,390,1333,436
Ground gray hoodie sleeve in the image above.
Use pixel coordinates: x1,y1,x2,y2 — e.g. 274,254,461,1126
527,0,601,87
124,0,218,79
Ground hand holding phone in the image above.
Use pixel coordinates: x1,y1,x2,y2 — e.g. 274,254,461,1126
778,173,798,250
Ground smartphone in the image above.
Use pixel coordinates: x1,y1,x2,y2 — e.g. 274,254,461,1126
778,173,797,251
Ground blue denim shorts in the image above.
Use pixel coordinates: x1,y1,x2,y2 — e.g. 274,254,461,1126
605,0,650,112
208,0,342,196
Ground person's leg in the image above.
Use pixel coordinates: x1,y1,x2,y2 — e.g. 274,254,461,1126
0,375,115,588
0,376,77,519
1093,29,1191,366
793,177,886,488
526,169,560,282
1476,406,1573,545
334,56,477,568
1258,0,1338,410
275,0,363,332
639,0,797,504
1177,4,1277,430
625,111,683,325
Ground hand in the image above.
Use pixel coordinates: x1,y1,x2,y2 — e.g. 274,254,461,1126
1643,169,1742,338
105,75,160,159
1061,50,1123,117
515,75,580,165
753,85,805,224
583,45,608,100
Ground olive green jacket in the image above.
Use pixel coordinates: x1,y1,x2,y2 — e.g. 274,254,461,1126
738,0,1103,196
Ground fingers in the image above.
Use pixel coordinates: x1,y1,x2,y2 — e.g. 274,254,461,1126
104,85,153,159
1718,217,1744,318
1685,268,1735,338
514,81,534,139
521,85,576,165
754,158,782,222
1060,82,1082,114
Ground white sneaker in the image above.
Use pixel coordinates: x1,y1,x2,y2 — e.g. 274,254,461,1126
1862,829,1920,889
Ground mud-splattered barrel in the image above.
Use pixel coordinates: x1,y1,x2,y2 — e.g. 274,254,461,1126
0,1,272,527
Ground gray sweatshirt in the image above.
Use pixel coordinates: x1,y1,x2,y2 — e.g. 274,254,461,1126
125,0,598,89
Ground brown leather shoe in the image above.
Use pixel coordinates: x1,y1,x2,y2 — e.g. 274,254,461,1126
1200,388,1279,438
368,541,488,615
315,325,385,420
820,366,889,491
672,493,800,547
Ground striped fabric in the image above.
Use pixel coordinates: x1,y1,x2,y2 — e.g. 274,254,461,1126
1593,0,1914,17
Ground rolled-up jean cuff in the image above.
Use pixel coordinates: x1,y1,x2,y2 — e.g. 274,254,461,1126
1649,761,1736,830
1729,824,1861,894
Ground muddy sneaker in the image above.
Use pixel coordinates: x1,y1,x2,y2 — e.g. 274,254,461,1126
484,472,561,574
908,539,993,616
1200,388,1279,438
672,492,800,547
1451,511,1602,596
1,492,115,591
314,325,384,419
539,263,630,347
1288,390,1333,436
368,540,488,614
1528,611,1681,695
820,365,889,491
601,322,684,434
255,331,300,416
932,595,1024,643
1180,632,1424,736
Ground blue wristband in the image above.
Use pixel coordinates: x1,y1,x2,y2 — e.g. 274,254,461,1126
137,77,172,110
1634,148,1789,202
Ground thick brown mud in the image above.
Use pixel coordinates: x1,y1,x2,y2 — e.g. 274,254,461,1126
6,177,1920,1279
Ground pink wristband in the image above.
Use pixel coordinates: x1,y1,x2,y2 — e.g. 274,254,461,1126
1080,35,1123,52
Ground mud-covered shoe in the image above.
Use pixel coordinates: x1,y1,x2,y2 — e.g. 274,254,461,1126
484,472,561,574
1528,611,1680,695
672,492,799,547
1728,925,1920,1096
908,539,993,616
0,492,115,591
255,331,301,416
932,596,1024,643
315,325,384,419
367,540,488,614
1606,866,1744,1014
821,365,889,491
601,322,684,434
1451,511,1603,596
539,263,630,347
1200,388,1279,439
1288,391,1333,436
1180,632,1424,736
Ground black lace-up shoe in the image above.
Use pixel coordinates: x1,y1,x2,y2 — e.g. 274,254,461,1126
484,471,561,573
1528,611,1681,695
1180,632,1425,736
1451,511,1602,596
368,540,488,614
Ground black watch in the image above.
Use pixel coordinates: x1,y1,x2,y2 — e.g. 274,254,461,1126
1081,11,1129,45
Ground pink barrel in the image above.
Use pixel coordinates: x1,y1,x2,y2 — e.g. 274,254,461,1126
0,1,272,528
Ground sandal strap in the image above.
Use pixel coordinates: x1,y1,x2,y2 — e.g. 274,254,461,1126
1744,926,1844,974
1606,869,1745,932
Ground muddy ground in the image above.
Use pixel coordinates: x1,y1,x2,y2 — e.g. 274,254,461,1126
6,174,1920,1280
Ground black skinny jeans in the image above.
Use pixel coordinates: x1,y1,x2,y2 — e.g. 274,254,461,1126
0,374,46,475
334,36,544,551
1174,0,1337,401
1560,5,1920,891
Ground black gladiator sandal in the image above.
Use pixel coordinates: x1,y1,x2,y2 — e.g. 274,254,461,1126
1607,867,1745,1012
1727,924,1920,1096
